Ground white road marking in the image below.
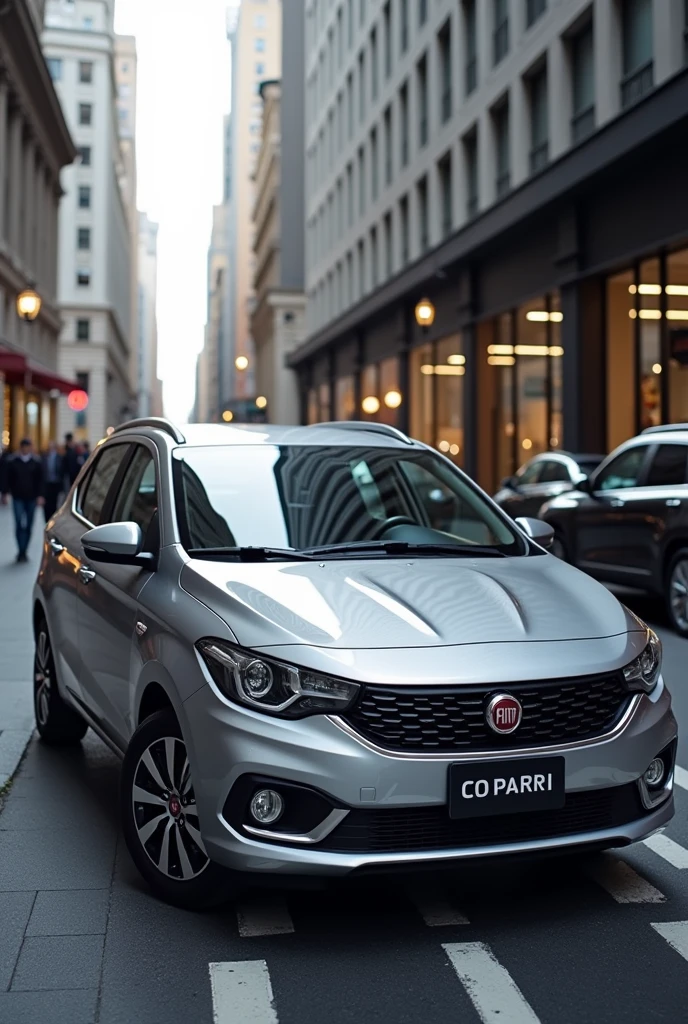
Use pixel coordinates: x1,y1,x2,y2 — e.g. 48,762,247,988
443,942,540,1024
209,960,278,1024
587,856,666,903
411,887,470,926
651,921,688,962
236,897,295,937
675,765,688,791
644,833,688,869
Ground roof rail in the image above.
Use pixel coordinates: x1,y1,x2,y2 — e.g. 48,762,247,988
641,423,688,435
112,417,186,444
308,420,414,445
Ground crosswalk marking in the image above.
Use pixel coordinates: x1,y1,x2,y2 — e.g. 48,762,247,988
236,896,295,938
586,856,666,903
209,960,278,1023
443,942,540,1024
644,833,688,869
651,921,688,962
411,886,470,926
675,765,688,791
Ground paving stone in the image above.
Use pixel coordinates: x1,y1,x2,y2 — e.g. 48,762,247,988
0,892,35,990
26,889,110,937
0,826,116,892
11,934,104,991
0,987,98,1023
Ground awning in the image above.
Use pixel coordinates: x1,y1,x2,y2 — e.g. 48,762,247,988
0,345,78,395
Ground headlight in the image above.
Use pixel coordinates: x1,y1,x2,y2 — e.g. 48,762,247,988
196,639,361,718
623,630,662,693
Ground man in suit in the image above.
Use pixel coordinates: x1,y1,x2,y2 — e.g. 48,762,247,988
42,440,64,522
63,431,80,490
0,438,45,562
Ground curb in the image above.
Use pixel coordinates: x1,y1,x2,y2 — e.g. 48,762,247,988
0,726,34,791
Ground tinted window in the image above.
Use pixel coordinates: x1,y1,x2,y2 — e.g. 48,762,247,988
517,460,543,485
111,446,159,543
539,460,570,483
645,444,688,487
78,444,129,525
595,447,647,491
576,458,603,477
174,445,520,554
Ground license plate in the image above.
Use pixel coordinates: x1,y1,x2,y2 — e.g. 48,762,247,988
448,756,566,820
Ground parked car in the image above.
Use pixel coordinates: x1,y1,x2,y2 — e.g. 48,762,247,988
494,452,605,520
33,418,676,909
541,424,688,635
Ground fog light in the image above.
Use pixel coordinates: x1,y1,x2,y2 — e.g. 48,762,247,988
643,758,665,788
250,789,284,825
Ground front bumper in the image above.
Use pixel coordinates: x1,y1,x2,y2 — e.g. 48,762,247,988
181,673,677,876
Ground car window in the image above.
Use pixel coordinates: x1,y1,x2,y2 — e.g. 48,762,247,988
516,461,542,485
111,446,159,543
539,460,570,483
398,461,495,543
645,444,688,487
77,444,129,526
595,447,648,491
351,459,386,519
576,458,603,478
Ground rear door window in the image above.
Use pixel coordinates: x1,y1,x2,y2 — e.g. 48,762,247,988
539,460,571,483
517,461,543,485
595,446,648,491
77,444,130,525
645,444,688,486
111,446,159,545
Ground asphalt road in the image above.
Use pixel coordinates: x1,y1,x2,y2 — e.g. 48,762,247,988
1,591,687,1024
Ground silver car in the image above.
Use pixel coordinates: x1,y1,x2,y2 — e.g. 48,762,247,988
32,418,677,909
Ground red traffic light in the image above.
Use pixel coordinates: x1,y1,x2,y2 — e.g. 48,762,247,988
67,389,89,412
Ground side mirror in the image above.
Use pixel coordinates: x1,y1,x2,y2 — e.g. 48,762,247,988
576,476,592,494
514,516,555,550
81,522,155,568
500,476,518,491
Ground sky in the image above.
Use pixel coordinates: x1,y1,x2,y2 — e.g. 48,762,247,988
114,0,232,423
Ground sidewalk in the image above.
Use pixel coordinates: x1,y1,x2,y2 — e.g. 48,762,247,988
0,504,43,791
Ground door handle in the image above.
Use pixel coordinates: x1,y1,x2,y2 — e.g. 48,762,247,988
48,538,64,556
609,499,625,507
666,499,681,507
78,566,96,584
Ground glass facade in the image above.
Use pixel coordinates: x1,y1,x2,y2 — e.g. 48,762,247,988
409,333,464,465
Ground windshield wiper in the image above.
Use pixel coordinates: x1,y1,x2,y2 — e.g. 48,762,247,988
186,546,315,562
302,541,507,558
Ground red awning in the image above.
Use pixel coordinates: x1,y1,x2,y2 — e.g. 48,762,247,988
0,345,78,395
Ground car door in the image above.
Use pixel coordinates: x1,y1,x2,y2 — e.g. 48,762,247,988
76,442,160,748
575,443,653,584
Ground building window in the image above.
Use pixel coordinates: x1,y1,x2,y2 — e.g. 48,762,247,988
438,21,452,124
82,16,93,29
383,212,393,277
400,195,409,264
621,0,653,107
358,50,366,121
419,0,427,28
410,334,465,462
400,81,409,167
347,72,354,138
347,0,354,48
79,61,93,83
529,66,548,174
493,0,509,65
360,0,366,27
571,22,595,143
347,162,354,226
370,127,378,201
255,62,265,75
438,152,452,239
370,226,378,288
358,145,366,215
417,54,428,148
400,0,408,53
346,252,353,305
493,101,510,197
79,103,93,126
77,227,91,250
255,37,266,52
371,27,378,102
383,2,392,78
77,270,91,287
78,185,91,209
76,318,90,342
254,14,266,28
383,106,392,185
463,128,478,218
463,0,477,95
336,375,356,419
357,239,365,296
47,57,62,80
526,0,546,28
417,175,429,252
78,146,91,166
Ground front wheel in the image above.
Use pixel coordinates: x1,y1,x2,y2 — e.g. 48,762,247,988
121,709,236,910
34,620,88,745
666,549,688,637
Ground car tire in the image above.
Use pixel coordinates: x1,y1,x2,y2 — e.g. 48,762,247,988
550,531,568,562
34,619,88,745
121,709,236,910
665,548,688,637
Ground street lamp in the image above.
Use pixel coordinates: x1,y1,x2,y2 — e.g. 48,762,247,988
414,298,435,329
16,287,42,322
235,355,249,371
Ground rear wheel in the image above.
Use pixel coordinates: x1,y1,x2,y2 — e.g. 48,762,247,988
121,709,236,910
666,548,688,637
34,620,88,745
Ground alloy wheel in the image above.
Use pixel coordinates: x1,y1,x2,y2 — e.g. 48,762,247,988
132,736,209,881
670,558,688,632
34,630,52,727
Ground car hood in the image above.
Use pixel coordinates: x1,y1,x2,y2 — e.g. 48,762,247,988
180,553,642,650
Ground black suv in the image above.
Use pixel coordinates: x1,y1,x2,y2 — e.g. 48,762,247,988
540,425,688,636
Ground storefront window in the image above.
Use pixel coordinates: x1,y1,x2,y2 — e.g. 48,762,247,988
491,313,515,484
637,257,662,429
378,356,401,426
607,268,635,451
319,382,331,421
435,334,464,465
335,375,355,419
550,293,563,448
516,298,548,459
307,388,318,424
360,364,379,418
667,248,688,422
410,342,433,445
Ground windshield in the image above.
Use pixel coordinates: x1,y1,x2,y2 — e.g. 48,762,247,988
173,445,522,557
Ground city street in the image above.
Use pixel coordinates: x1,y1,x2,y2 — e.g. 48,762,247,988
0,509,686,1023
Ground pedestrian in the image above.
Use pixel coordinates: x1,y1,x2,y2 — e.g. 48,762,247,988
78,440,91,467
62,431,80,489
0,438,45,563
42,440,64,522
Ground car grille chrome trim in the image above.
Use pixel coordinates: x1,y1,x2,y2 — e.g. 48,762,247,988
242,808,349,844
329,693,642,761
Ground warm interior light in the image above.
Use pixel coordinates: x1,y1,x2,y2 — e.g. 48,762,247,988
449,444,460,456
447,354,466,365
255,395,267,409
488,344,514,356
415,298,435,327
652,363,662,374
629,284,688,296
383,389,402,408
420,363,435,375
639,309,662,319
235,355,249,370
548,346,564,357
434,365,465,375
222,410,234,422
488,355,516,366
550,436,559,447
361,395,380,414
667,310,688,320
515,344,549,356
438,440,450,452
549,311,563,322
525,311,549,322
667,285,688,296
522,438,533,450
629,309,638,319
16,288,42,321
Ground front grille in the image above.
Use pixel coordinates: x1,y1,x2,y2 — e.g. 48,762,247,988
341,674,631,753
320,783,645,854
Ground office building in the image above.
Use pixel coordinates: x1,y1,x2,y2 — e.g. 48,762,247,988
137,212,162,418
